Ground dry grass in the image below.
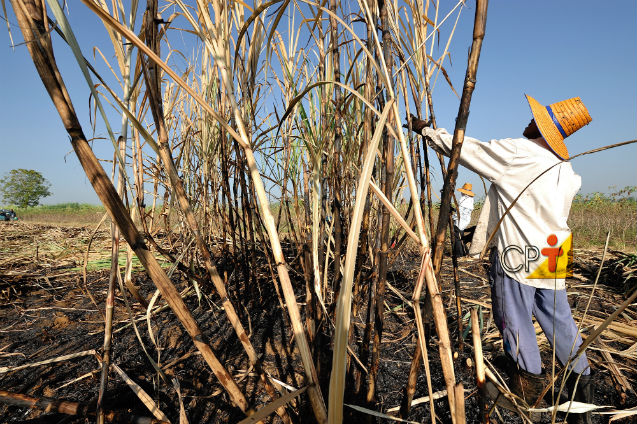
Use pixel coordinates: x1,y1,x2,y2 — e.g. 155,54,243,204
9,197,635,252
10,203,107,227
569,196,637,251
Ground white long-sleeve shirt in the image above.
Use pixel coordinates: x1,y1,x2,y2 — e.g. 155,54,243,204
453,194,474,231
423,127,580,289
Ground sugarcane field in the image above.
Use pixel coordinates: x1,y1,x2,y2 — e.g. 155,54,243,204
0,1,636,424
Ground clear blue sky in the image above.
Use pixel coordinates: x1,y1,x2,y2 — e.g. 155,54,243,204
0,1,635,204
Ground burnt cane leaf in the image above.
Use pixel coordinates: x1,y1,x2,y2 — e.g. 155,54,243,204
233,0,283,75
427,53,458,98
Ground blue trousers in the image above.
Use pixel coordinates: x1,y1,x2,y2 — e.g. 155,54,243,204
489,250,590,375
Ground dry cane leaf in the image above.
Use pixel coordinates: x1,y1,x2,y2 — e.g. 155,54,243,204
111,363,170,423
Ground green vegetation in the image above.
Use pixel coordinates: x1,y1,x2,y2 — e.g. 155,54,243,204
0,169,51,208
14,202,104,213
74,250,170,272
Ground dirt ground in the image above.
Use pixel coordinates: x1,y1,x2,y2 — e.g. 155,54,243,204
0,222,635,423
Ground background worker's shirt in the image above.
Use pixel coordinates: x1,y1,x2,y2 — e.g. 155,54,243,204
423,127,581,290
453,194,474,231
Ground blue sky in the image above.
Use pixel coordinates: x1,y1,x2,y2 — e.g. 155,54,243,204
0,1,635,204
422,1,636,199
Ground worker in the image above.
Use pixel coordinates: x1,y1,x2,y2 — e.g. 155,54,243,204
452,182,475,257
407,95,594,423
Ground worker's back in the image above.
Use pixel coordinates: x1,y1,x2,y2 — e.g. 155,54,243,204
490,137,580,289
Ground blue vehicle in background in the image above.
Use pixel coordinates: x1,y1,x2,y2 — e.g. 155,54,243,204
0,209,18,221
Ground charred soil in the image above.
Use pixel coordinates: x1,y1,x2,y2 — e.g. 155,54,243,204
0,222,635,423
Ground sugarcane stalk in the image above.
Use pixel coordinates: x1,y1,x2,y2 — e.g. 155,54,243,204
353,3,377,397
368,0,394,406
412,251,459,424
10,0,250,411
207,3,328,418
449,219,464,350
357,0,459,420
432,0,488,274
330,0,344,287
471,307,488,423
72,18,324,420
96,232,117,424
97,135,126,424
0,390,168,424
141,2,289,420
399,265,435,423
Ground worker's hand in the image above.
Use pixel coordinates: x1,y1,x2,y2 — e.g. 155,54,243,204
403,114,432,134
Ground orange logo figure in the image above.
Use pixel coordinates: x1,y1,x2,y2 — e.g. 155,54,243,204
525,233,573,279
541,234,563,273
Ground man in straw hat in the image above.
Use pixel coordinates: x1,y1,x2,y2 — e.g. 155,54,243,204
407,95,594,423
452,182,476,257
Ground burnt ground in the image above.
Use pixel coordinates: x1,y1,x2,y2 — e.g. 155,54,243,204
0,222,636,423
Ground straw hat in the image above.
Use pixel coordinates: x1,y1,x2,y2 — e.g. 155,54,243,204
525,94,592,159
457,183,474,197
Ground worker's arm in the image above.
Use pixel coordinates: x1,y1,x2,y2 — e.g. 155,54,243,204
422,127,517,182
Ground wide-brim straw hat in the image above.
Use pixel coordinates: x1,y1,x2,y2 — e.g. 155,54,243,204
457,183,474,197
525,94,592,160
